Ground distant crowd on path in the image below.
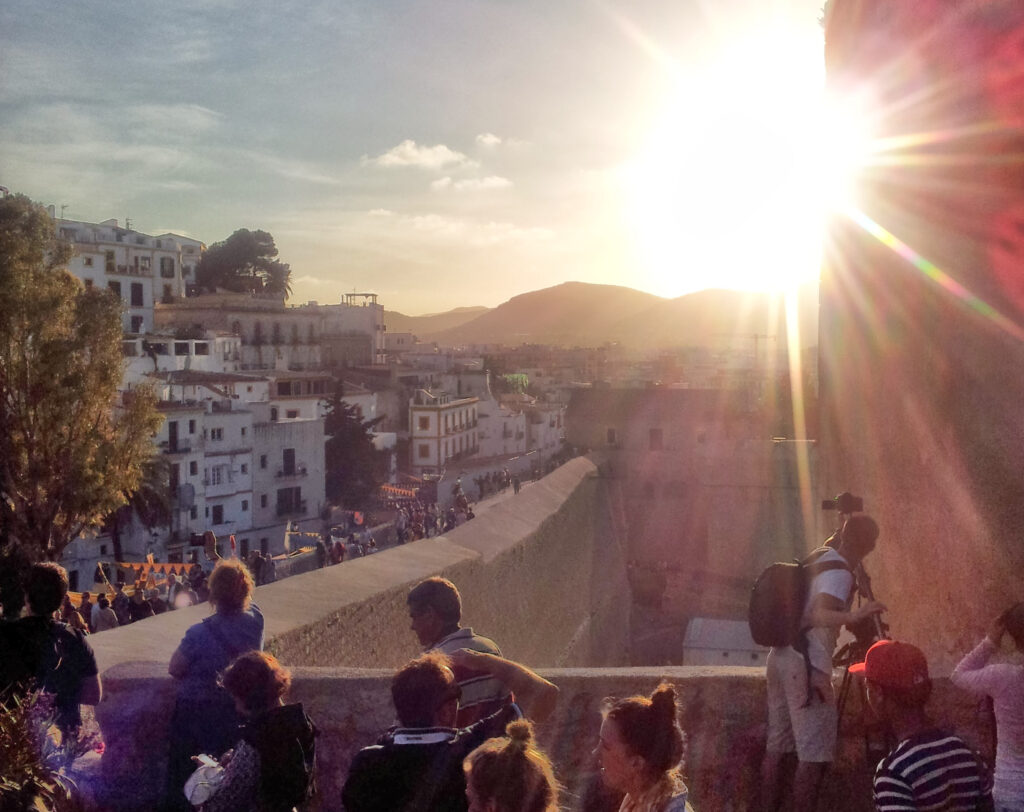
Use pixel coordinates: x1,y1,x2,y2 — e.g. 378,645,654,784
5,517,1024,811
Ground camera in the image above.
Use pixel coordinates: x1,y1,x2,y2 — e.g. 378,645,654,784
821,491,863,514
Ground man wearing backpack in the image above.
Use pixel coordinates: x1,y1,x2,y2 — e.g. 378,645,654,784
761,514,887,812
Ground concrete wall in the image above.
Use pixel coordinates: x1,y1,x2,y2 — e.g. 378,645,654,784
821,2,1024,670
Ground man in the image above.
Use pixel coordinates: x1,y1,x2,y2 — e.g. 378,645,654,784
112,583,130,626
851,639,993,810
0,563,101,734
342,649,557,812
761,515,888,812
407,577,509,726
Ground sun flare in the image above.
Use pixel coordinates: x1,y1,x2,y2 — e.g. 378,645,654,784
624,26,871,299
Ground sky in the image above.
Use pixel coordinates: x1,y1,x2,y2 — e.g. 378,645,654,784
0,0,827,314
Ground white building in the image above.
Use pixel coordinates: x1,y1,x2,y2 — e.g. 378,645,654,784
56,216,203,334
409,390,479,475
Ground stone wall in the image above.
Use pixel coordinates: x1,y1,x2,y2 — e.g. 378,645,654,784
92,664,993,812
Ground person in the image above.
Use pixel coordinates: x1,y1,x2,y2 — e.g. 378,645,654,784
79,591,95,633
198,652,316,812
513,476,521,495
94,595,119,632
60,595,91,634
595,683,692,812
761,514,887,812
342,649,557,812
951,603,1024,810
0,563,102,736
851,639,993,810
408,577,510,726
165,559,264,811
128,584,155,623
463,718,559,812
88,591,104,632
112,583,130,626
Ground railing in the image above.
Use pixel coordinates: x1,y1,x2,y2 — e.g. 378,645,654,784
160,440,192,454
276,466,308,478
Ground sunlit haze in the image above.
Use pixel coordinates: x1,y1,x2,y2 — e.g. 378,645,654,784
0,0,829,313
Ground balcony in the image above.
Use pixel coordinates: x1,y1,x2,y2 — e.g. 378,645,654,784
276,465,308,479
276,499,308,517
160,440,192,454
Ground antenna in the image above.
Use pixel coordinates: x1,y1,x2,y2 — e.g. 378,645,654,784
59,204,68,220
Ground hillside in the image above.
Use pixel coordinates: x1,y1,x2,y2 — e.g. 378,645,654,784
422,282,818,349
383,305,489,336
423,282,666,345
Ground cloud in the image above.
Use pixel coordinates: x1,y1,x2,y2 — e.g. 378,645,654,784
364,139,476,170
476,133,502,147
368,208,393,216
432,175,512,192
294,274,332,286
232,149,342,185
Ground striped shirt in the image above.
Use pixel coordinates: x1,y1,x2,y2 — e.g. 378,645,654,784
431,627,511,727
873,728,993,811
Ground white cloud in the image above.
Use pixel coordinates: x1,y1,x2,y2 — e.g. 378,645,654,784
456,176,512,191
368,208,393,216
365,139,476,170
476,132,502,147
430,177,453,191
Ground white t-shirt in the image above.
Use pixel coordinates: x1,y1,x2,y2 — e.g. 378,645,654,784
800,548,854,674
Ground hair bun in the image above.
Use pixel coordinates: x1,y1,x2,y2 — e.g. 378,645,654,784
506,719,534,752
651,683,677,718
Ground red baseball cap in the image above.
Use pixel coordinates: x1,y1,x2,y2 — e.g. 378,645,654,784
849,640,929,691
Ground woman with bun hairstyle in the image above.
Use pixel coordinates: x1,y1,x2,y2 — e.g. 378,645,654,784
595,683,693,812
464,719,559,812
951,603,1024,811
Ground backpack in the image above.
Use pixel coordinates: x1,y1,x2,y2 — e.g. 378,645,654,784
243,704,318,811
748,547,851,647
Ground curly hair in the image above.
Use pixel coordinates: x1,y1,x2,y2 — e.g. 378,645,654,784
220,651,291,714
603,683,685,781
208,559,254,612
464,719,559,812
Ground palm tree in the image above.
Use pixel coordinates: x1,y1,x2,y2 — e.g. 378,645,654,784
106,454,172,562
263,260,292,298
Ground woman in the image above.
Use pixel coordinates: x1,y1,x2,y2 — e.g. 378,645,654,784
60,595,90,633
200,652,316,812
464,719,559,812
595,684,692,812
166,559,264,810
951,604,1024,811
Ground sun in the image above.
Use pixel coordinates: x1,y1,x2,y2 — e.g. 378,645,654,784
623,25,870,299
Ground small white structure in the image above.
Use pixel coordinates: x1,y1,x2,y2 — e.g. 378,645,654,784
682,618,768,667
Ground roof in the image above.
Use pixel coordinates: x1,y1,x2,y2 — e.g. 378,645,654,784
147,370,268,385
261,368,334,380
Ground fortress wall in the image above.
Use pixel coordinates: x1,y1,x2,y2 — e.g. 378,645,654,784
93,663,992,812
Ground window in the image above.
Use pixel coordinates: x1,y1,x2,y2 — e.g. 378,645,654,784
194,343,208,356
649,428,663,451
84,279,93,289
210,428,223,441
100,544,108,555
270,407,278,422
189,419,196,434
83,256,93,267
160,256,175,277
286,409,299,419
240,538,250,558
162,284,172,302
241,500,249,511
130,315,144,333
278,381,292,396
170,462,180,492
260,538,269,555
212,504,224,524
140,256,151,270
189,461,198,476
241,463,248,474
260,455,268,469
418,416,430,431
283,449,296,475
108,281,122,297
241,427,246,437
260,494,268,508
418,443,430,459
209,466,224,485
130,282,144,306
105,250,115,272
190,506,198,520
174,342,189,356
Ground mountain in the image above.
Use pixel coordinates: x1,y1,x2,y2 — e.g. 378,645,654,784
384,306,490,336
422,282,666,345
421,281,818,349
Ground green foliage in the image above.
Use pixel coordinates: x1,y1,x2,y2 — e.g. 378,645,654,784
324,390,387,509
196,228,292,298
0,194,164,564
0,692,93,812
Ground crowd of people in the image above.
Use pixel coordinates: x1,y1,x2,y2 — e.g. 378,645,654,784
2,511,1023,811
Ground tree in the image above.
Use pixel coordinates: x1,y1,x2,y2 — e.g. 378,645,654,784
0,194,164,567
196,228,292,298
106,454,172,562
324,389,388,509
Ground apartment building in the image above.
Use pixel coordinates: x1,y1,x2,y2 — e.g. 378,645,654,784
408,390,479,475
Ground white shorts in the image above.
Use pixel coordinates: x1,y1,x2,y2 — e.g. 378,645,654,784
765,645,837,763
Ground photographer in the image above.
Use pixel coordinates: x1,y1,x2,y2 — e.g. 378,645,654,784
761,514,887,812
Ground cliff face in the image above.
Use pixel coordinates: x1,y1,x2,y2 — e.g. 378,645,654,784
820,1,1024,668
